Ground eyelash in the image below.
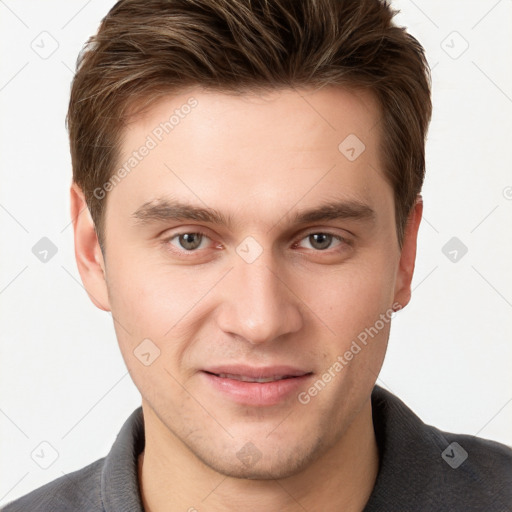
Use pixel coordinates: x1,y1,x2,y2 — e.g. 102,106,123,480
163,230,350,256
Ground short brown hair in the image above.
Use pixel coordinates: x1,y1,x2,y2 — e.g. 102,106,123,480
67,0,431,250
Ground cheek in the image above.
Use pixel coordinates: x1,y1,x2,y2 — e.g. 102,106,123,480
104,255,226,371
104,262,193,403
299,256,397,338
106,253,207,331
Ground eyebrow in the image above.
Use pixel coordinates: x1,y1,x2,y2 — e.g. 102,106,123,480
132,199,232,227
290,200,375,225
131,197,376,229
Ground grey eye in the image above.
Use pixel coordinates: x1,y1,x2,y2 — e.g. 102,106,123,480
307,233,334,250
177,233,204,250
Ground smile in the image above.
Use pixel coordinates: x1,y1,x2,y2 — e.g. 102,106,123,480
201,366,313,406
210,372,303,383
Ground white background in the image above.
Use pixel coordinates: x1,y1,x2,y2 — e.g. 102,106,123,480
1,0,511,506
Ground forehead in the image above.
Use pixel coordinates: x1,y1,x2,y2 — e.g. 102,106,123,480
107,86,391,231
123,85,381,159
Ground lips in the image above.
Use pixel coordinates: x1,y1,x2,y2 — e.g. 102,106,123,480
213,373,297,383
200,365,313,406
203,365,311,382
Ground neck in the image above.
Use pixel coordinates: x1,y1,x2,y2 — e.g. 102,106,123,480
138,399,378,512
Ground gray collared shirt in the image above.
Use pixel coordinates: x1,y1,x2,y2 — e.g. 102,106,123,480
3,386,512,511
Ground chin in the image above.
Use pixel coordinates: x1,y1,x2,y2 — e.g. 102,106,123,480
191,435,327,481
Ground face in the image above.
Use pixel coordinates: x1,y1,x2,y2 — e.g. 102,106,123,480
73,86,420,479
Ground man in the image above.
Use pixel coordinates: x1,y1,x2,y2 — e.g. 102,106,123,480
3,0,511,511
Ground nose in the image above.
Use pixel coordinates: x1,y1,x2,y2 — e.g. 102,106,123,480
216,251,303,345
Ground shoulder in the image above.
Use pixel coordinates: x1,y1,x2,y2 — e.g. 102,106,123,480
368,386,512,511
1,406,144,512
1,458,105,512
431,426,512,510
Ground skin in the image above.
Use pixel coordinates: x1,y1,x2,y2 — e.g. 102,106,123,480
71,85,422,512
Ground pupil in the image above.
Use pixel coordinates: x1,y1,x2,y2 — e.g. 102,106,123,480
310,233,331,250
180,233,201,250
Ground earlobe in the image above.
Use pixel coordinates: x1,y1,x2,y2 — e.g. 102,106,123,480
393,196,423,309
70,182,111,312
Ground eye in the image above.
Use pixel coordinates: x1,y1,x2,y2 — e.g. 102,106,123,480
168,232,210,251
297,232,343,251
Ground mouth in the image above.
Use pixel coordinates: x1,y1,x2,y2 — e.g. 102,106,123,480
204,372,310,383
200,365,313,406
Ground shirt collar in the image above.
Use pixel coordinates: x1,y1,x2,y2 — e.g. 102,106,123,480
363,385,450,510
101,406,145,512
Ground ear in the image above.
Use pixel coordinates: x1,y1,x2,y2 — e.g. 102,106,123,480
70,182,111,312
393,196,423,309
